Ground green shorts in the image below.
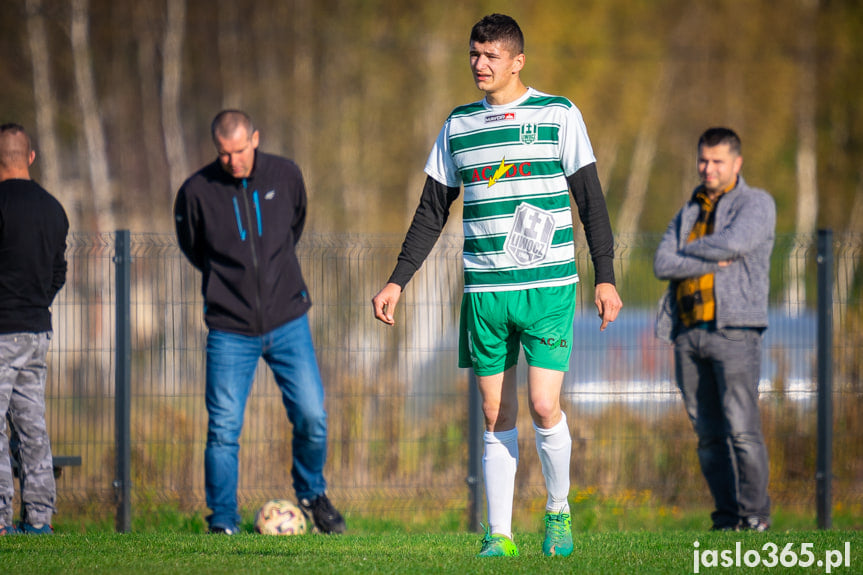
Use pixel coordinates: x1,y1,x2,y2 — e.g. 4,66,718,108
458,284,577,376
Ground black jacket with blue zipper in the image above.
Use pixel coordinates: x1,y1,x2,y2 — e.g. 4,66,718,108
174,151,311,336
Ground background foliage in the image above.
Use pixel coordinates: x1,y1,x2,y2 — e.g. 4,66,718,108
3,0,862,534
2,0,862,236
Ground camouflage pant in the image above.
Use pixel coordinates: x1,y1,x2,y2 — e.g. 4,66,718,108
0,332,55,527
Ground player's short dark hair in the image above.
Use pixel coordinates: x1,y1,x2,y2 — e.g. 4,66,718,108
698,127,741,155
470,13,524,56
211,110,255,143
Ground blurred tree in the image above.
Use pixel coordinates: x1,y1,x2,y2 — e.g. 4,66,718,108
2,0,861,237
290,0,314,183
133,0,170,210
71,0,113,232
162,0,188,196
785,0,821,315
217,0,242,110
26,0,65,222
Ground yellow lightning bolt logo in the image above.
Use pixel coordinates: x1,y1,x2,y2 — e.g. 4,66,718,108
488,157,513,188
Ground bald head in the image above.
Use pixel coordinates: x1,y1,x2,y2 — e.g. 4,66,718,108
210,110,260,179
211,110,255,144
0,123,35,180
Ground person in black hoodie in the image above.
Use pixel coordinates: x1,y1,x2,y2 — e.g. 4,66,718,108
174,110,344,534
0,123,68,536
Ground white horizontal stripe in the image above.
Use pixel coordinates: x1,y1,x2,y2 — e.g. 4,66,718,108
464,275,580,293
463,243,576,270
465,212,573,238
464,184,568,205
453,143,563,164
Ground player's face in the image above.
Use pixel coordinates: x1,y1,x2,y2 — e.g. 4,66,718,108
697,143,742,195
469,40,524,98
215,126,259,179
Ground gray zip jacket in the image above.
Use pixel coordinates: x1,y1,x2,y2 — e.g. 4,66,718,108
653,176,776,342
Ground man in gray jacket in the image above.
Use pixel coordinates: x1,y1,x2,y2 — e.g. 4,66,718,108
654,127,775,531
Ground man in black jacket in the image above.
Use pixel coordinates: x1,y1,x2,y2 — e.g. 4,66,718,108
174,110,344,534
0,123,68,536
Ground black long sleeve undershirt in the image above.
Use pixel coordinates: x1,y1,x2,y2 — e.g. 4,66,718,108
387,176,460,288
387,162,615,289
566,162,616,286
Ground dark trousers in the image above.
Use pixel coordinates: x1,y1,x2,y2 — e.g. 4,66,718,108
674,326,771,528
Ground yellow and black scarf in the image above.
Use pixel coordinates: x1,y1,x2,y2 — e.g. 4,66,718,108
675,182,733,326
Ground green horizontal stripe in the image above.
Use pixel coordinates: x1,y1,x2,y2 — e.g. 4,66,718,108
450,102,486,118
464,262,578,286
450,125,560,154
463,235,504,254
450,127,513,153
463,194,569,221
524,95,573,109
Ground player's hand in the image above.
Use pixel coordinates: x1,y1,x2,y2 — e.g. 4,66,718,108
594,282,622,332
372,282,403,326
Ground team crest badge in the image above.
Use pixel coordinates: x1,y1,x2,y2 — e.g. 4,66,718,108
520,123,538,145
504,203,555,266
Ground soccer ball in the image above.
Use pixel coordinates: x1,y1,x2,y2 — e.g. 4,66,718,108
254,499,308,535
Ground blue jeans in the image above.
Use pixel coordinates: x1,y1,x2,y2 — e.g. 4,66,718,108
674,326,771,528
204,314,328,529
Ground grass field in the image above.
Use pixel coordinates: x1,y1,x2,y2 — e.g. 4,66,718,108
2,504,861,574
1,529,861,574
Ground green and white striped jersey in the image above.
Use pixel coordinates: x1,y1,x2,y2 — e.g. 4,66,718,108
424,87,597,293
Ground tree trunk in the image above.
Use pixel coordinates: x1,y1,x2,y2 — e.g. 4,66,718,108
218,0,242,110
615,63,672,237
134,0,169,209
614,61,674,281
834,168,863,314
26,0,69,224
405,33,450,221
161,0,188,195
70,0,114,232
291,0,313,186
254,0,285,155
784,0,819,316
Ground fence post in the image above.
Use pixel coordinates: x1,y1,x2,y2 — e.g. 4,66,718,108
467,371,484,532
113,230,132,533
816,229,833,530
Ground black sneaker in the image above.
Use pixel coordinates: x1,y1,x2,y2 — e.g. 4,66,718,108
299,493,346,534
741,516,770,532
209,525,239,535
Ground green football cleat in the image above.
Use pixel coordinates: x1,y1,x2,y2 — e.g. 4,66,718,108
542,512,573,557
477,524,519,557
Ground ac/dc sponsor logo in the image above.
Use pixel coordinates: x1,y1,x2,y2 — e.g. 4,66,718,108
540,336,568,349
485,112,516,123
470,161,532,184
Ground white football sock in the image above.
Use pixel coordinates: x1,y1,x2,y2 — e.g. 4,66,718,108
483,427,518,539
534,412,572,514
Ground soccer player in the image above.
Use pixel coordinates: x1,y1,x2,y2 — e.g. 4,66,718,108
654,128,775,531
372,14,622,557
